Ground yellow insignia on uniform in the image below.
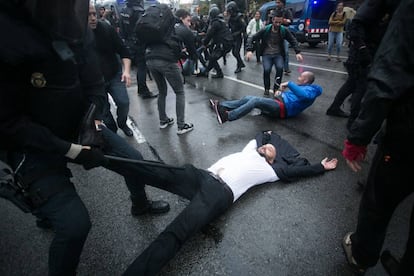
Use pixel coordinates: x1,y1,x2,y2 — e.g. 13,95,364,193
30,72,47,88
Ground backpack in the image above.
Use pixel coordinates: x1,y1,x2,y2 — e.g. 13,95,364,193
135,3,175,45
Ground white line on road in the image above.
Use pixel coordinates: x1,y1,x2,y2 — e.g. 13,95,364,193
108,95,147,144
224,62,347,90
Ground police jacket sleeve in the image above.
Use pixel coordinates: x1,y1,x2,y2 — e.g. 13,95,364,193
0,100,72,155
347,0,414,146
203,20,220,46
347,0,393,49
177,25,198,60
79,30,107,121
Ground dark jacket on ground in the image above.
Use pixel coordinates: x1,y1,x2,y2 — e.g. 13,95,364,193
247,24,300,57
255,131,325,182
93,21,131,80
0,8,106,155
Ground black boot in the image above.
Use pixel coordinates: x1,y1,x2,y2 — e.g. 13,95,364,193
36,218,54,231
131,196,170,216
138,83,158,99
212,70,224,79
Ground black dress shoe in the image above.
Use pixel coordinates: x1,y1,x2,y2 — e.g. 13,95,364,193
326,107,349,118
380,250,400,276
138,91,158,99
120,125,133,137
36,218,54,231
131,200,170,216
234,67,242,73
240,63,246,68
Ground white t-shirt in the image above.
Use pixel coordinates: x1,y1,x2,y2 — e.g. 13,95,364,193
207,139,279,202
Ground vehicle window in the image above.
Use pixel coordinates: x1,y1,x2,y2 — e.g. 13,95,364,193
311,0,336,20
287,2,305,19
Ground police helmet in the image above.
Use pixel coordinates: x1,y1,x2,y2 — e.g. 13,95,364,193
209,6,221,19
225,1,238,15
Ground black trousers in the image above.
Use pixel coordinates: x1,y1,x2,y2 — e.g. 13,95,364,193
351,137,414,274
328,62,368,125
231,35,244,67
123,165,234,276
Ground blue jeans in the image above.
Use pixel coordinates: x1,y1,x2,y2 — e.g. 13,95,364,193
146,59,187,128
283,39,290,71
8,126,147,275
182,58,195,76
220,95,281,121
103,71,130,130
327,31,343,57
262,54,284,91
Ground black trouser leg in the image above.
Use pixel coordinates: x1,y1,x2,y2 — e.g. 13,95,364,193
351,142,413,268
123,169,233,276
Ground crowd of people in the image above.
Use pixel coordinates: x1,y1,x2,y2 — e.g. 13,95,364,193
1,0,413,275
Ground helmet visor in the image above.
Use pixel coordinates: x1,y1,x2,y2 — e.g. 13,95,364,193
24,0,89,43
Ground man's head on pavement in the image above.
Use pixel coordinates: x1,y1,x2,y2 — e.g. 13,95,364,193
297,71,315,85
257,144,277,164
88,4,98,30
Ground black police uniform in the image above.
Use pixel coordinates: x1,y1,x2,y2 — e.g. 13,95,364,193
119,0,157,98
0,2,168,274
198,7,233,78
226,1,247,72
344,0,414,274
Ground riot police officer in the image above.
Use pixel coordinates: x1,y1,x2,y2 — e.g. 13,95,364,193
119,0,158,98
197,6,234,78
0,1,169,274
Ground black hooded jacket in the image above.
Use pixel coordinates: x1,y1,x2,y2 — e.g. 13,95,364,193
255,131,325,182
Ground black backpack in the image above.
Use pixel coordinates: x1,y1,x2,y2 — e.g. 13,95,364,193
135,3,175,45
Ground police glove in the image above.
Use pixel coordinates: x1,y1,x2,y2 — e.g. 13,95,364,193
358,46,371,67
66,144,108,170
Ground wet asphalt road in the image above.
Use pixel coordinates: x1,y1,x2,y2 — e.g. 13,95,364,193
1,43,412,276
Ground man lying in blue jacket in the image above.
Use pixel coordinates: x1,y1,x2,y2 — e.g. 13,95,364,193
210,71,322,124
123,130,337,275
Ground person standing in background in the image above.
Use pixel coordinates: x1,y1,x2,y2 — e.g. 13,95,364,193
88,4,134,137
245,9,303,97
246,11,265,63
275,0,293,75
327,2,346,61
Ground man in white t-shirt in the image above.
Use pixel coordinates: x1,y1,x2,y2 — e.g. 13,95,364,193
122,130,338,276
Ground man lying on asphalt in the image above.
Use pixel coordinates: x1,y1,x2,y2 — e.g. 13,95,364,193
210,71,322,124
123,130,338,275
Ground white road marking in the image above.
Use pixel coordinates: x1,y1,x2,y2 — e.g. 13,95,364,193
108,95,147,144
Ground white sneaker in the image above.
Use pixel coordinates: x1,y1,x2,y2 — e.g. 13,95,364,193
160,118,174,129
177,123,194,135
